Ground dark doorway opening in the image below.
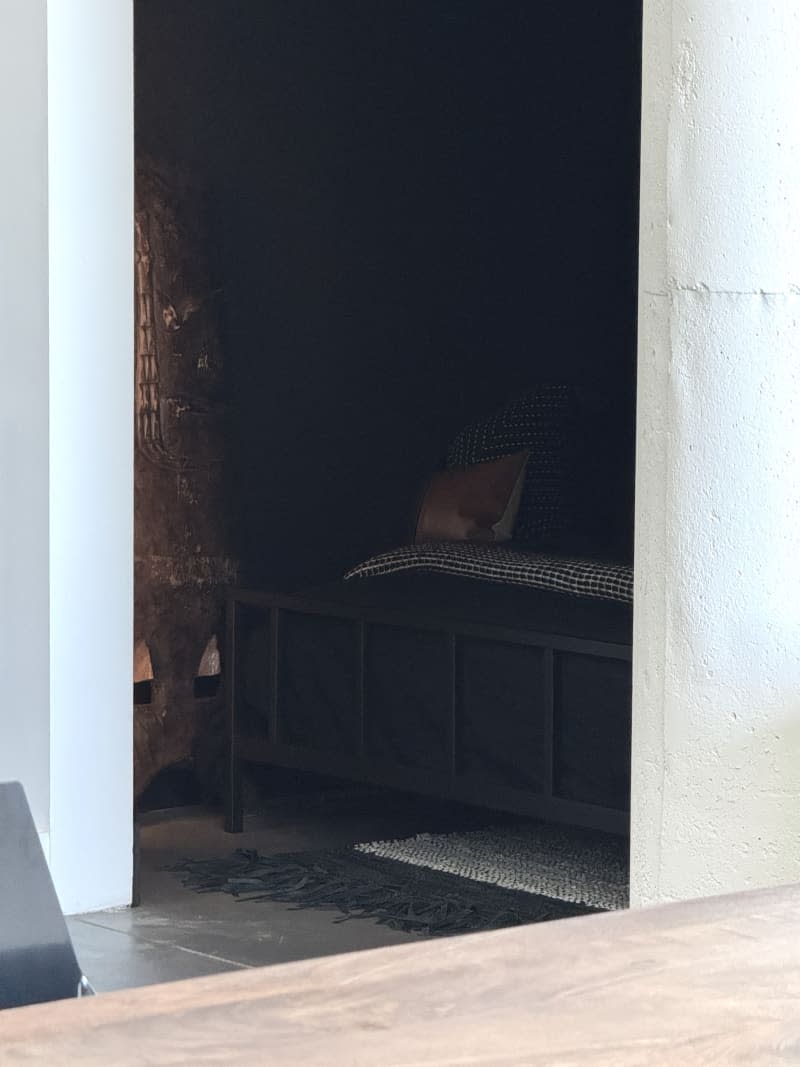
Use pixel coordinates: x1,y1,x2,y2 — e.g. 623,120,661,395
132,0,642,963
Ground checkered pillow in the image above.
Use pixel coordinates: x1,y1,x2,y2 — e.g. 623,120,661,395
446,386,571,545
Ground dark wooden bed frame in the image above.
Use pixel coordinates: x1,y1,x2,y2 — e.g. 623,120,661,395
224,583,632,837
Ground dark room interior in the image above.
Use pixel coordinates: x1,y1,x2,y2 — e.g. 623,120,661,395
130,0,642,957
135,0,641,592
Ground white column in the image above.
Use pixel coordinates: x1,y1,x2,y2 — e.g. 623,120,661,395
47,0,134,913
0,0,50,840
632,1,800,905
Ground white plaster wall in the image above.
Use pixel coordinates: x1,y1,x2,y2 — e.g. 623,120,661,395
632,0,800,905
47,0,135,913
0,0,51,838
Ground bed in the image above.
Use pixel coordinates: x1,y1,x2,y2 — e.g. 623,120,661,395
225,387,633,835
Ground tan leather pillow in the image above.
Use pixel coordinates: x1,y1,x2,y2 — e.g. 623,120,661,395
415,451,529,544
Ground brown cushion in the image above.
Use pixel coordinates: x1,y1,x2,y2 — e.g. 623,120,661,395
414,451,529,544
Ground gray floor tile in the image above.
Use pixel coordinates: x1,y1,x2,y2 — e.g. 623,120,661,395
68,791,479,988
67,915,244,993
82,866,417,970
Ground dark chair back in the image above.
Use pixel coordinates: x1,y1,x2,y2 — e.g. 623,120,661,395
0,781,87,1010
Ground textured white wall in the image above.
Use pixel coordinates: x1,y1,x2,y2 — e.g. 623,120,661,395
47,0,134,914
632,0,800,905
0,0,51,837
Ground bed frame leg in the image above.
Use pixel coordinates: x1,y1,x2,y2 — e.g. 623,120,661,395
224,593,243,833
224,756,243,834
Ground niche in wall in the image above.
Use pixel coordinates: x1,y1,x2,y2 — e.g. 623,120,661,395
134,0,642,800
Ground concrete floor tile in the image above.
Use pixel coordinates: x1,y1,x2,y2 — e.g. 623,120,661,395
83,867,417,970
66,916,244,993
69,789,481,987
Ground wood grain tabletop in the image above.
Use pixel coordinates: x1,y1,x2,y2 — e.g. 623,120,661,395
2,882,799,1065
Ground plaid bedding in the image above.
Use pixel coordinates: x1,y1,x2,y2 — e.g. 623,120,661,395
345,542,633,605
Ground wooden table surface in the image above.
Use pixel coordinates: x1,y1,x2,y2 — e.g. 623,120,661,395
2,882,799,1065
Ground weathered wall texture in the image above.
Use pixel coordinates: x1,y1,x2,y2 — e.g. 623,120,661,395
134,161,237,797
632,0,800,904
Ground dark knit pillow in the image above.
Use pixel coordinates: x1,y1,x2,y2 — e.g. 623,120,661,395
446,385,572,547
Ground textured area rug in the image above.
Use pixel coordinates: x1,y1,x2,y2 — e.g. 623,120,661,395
170,822,628,938
357,822,628,911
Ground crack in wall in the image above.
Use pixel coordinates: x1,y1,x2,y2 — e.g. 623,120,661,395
644,285,800,297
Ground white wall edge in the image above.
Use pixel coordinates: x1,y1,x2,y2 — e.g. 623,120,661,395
47,0,134,916
0,0,51,836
